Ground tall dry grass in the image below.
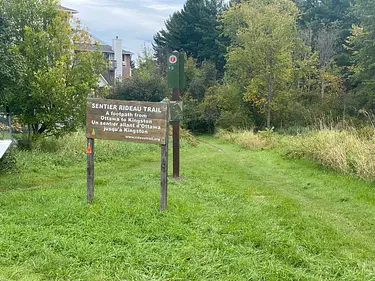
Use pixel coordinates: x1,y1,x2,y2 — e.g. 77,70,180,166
216,129,272,150
283,129,375,178
217,127,375,179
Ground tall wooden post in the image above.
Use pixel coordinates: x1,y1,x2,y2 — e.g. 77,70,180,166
168,52,184,179
87,138,95,202
172,88,181,178
160,101,170,211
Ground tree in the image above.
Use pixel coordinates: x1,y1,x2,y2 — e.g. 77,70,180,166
346,0,375,112
0,12,24,111
1,0,106,138
153,0,229,76
109,48,169,102
222,0,300,128
181,57,219,132
202,83,254,132
294,0,357,68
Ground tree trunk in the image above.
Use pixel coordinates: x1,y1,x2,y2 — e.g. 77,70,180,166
27,124,32,150
266,76,272,129
307,74,311,93
321,78,325,100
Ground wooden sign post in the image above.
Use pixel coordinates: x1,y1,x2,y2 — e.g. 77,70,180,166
160,117,169,211
86,98,170,210
168,51,185,178
87,138,94,202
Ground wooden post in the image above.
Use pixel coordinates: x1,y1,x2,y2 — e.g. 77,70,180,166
160,102,170,211
172,88,181,178
87,138,95,203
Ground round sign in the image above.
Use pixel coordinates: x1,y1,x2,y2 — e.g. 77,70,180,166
169,55,178,64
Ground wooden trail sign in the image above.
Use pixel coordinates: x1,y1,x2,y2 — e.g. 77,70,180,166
86,99,168,144
86,98,170,210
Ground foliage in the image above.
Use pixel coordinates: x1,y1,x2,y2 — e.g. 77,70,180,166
295,0,353,29
109,48,169,102
153,0,229,76
294,0,355,68
181,58,219,133
183,57,217,101
203,84,254,131
222,0,300,128
1,0,106,139
0,147,17,174
346,0,375,112
0,9,24,106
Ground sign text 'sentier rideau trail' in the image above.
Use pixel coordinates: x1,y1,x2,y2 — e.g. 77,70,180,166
86,98,169,145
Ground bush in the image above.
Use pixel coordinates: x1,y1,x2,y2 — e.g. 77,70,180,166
109,74,169,102
216,129,272,150
0,147,17,173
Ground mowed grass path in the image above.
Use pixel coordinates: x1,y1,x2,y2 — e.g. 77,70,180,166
1,136,375,280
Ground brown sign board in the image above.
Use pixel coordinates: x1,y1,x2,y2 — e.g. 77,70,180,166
86,98,169,145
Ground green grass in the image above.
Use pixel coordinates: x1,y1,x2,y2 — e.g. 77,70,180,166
0,132,11,140
1,135,375,280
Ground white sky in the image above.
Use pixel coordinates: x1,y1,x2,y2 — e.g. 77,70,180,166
63,0,185,58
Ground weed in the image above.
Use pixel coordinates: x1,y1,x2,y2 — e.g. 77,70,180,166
216,129,273,150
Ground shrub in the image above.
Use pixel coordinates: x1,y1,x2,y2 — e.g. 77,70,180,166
216,129,272,150
0,147,17,173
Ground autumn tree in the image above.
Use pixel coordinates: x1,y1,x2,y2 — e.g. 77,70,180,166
346,0,375,112
109,47,169,102
1,0,106,138
222,0,300,128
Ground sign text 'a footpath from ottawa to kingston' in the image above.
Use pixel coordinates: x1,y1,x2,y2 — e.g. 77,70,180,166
86,99,168,145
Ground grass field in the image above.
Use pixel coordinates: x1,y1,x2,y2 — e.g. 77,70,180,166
1,135,375,280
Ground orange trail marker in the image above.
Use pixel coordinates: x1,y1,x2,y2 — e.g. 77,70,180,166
86,143,92,154
92,128,96,136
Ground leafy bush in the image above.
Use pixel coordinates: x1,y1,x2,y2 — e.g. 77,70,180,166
0,147,17,173
109,48,169,102
109,74,168,102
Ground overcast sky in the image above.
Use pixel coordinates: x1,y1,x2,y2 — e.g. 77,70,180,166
63,0,185,59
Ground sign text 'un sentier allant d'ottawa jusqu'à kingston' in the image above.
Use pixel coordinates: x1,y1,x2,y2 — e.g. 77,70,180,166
86,99,169,145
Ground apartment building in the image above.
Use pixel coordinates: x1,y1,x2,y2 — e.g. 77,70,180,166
59,1,133,86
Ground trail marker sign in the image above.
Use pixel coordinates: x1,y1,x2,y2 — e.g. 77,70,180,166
168,52,185,89
169,55,177,64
